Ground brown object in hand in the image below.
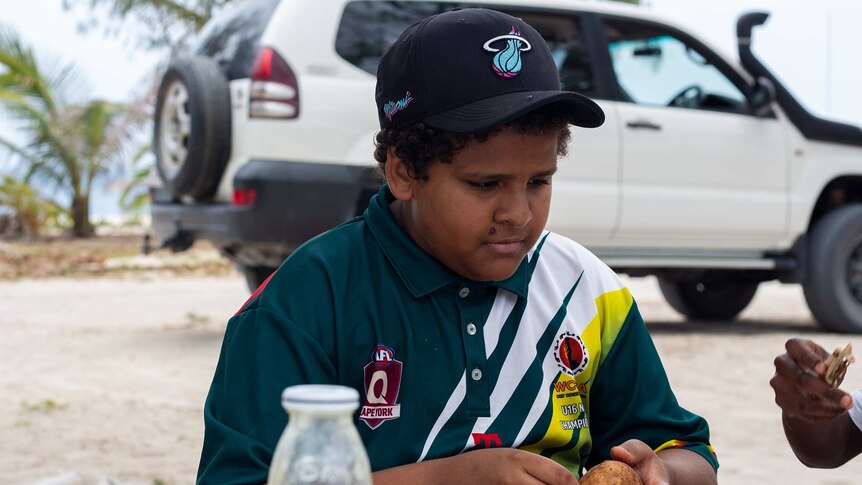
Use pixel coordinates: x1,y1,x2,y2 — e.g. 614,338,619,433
580,460,643,485
824,343,855,388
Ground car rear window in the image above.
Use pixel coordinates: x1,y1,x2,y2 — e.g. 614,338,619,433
193,0,281,80
335,1,596,97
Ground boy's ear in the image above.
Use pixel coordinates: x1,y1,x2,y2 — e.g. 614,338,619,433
385,147,416,202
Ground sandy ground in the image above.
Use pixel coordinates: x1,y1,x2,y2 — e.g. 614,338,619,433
3,275,862,485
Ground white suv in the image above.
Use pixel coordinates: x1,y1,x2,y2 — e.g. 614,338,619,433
151,0,862,333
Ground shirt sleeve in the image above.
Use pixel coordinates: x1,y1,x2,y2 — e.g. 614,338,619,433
196,306,337,485
586,298,718,472
849,388,862,431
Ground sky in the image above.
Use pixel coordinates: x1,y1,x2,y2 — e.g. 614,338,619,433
1,0,861,216
647,0,862,125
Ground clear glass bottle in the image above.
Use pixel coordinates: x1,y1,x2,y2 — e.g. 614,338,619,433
268,385,372,485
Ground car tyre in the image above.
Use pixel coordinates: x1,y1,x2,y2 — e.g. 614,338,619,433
802,205,862,333
153,57,231,199
657,272,758,321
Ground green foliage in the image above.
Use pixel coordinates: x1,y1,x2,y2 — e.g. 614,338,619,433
62,0,238,53
0,174,67,238
0,26,146,237
119,144,154,216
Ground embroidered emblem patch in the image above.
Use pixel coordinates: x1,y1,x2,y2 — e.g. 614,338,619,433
483,26,532,78
359,344,403,429
553,332,589,377
383,91,415,120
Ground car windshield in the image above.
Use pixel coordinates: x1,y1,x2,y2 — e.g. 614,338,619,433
605,20,747,112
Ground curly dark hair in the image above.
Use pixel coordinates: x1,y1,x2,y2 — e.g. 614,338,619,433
374,103,574,180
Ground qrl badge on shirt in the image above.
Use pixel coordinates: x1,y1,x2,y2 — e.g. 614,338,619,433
360,344,403,429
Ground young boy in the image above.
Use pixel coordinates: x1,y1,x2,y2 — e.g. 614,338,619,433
198,8,718,484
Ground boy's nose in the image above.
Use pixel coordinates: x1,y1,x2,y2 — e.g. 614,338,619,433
494,190,532,228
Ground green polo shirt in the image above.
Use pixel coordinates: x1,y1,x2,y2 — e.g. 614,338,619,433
197,186,717,484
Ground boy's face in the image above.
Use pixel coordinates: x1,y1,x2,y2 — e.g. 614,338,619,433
391,127,558,281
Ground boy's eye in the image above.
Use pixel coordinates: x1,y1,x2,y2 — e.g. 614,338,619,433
468,180,499,190
529,177,551,186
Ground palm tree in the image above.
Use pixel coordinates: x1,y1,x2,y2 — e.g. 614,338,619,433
0,27,144,237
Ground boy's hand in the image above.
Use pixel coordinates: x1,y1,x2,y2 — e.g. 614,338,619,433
610,440,669,485
448,448,579,485
770,338,852,421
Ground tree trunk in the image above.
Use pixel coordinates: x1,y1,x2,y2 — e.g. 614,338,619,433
71,194,93,238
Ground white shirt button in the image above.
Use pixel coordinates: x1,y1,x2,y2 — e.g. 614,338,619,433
471,368,483,381
459,287,470,298
466,323,477,335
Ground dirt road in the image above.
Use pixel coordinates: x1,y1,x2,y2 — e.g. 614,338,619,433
2,275,862,484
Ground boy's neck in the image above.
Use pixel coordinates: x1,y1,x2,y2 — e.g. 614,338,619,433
389,200,407,231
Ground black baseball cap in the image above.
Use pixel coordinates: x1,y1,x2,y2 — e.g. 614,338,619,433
375,8,604,133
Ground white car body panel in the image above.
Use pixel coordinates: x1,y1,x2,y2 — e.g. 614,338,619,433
611,102,789,250
546,99,621,246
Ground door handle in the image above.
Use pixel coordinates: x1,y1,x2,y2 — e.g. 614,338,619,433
625,120,662,131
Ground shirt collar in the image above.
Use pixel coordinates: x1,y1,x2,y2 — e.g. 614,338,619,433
364,185,529,299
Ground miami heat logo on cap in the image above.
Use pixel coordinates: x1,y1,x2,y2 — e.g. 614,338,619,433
553,332,589,377
360,344,403,429
483,26,532,78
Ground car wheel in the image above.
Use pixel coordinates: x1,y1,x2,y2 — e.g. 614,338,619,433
802,205,862,333
657,272,758,321
153,57,231,199
240,265,276,293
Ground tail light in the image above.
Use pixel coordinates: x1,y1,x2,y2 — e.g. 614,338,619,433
233,188,257,207
250,47,299,119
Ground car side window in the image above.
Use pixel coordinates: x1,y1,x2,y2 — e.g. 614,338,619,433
336,2,595,98
514,12,594,97
336,1,458,75
603,18,748,114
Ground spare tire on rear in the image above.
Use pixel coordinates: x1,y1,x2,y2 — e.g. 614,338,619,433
153,57,232,200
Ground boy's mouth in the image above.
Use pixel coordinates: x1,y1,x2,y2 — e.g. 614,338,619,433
483,238,525,255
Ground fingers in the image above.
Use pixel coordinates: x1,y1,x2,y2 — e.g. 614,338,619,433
609,441,670,485
470,448,578,485
771,371,851,419
773,352,834,398
609,439,653,466
521,455,580,485
785,338,827,376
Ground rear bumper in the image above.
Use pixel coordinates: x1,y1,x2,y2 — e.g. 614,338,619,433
151,159,381,256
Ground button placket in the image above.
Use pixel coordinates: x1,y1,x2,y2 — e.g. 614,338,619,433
456,282,490,417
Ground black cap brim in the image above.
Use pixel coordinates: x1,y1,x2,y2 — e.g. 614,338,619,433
422,90,605,133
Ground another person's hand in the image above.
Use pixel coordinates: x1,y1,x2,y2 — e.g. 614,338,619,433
610,439,670,485
770,337,852,421
447,448,579,485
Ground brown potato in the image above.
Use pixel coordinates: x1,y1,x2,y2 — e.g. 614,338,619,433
580,460,642,485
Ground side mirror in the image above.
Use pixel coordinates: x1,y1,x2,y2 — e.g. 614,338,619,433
750,77,776,117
